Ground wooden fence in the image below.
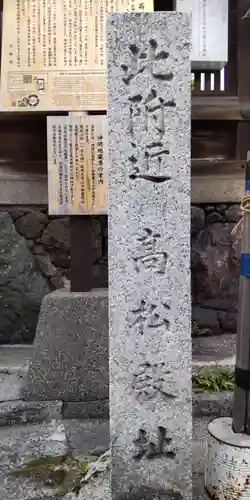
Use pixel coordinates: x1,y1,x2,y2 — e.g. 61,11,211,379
0,0,249,205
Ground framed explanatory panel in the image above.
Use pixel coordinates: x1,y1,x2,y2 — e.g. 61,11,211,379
0,0,154,112
47,114,108,215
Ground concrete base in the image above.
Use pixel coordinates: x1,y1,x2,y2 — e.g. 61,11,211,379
22,289,108,413
205,417,250,500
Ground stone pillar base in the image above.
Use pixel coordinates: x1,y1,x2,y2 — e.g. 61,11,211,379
22,289,108,415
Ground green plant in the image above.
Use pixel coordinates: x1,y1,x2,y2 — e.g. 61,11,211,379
192,366,235,393
8,448,110,497
191,75,195,90
191,321,212,337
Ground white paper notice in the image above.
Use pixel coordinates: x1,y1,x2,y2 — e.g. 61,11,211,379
175,0,228,70
47,114,108,215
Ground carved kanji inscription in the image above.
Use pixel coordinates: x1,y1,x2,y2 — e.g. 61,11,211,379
128,299,170,335
121,39,173,85
133,426,176,460
132,228,167,274
121,40,176,183
132,361,177,401
128,88,176,136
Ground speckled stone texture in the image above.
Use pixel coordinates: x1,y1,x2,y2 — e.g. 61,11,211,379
22,289,108,408
108,12,192,500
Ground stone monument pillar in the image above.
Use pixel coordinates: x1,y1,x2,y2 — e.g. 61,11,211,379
20,0,154,422
108,12,192,499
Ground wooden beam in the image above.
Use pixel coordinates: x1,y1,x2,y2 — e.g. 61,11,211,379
192,176,244,204
0,97,248,122
192,96,244,121
192,158,244,175
0,158,244,174
0,111,68,121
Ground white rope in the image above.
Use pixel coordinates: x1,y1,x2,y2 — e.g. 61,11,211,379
231,195,250,237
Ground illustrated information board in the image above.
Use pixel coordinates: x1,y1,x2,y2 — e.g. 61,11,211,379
1,0,154,111
47,114,107,215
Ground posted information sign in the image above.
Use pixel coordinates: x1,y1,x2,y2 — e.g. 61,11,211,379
47,114,107,215
1,0,154,111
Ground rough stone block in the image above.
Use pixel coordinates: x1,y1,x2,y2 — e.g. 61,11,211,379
22,289,108,404
0,211,51,343
62,399,109,419
108,12,192,500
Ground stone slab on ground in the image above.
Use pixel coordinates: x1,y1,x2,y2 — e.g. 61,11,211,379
0,346,31,403
192,334,236,377
0,420,67,500
0,418,111,500
0,345,32,374
22,289,108,404
70,470,111,500
192,334,236,364
192,417,211,500
0,401,62,426
0,372,25,402
0,415,212,500
55,418,111,500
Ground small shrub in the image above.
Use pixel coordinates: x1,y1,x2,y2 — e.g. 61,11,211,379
192,367,235,393
191,321,212,337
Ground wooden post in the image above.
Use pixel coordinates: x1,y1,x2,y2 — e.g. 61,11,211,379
228,0,250,436
69,111,92,293
233,152,250,433
232,1,250,433
70,216,92,293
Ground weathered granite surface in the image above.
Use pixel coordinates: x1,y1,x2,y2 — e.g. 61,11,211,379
0,420,67,500
108,12,192,500
22,289,108,407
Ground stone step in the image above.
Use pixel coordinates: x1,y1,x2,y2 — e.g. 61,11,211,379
192,333,236,364
0,390,234,427
0,400,62,426
0,345,32,375
192,333,236,375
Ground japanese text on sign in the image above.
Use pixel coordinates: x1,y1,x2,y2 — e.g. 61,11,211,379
47,114,107,215
1,0,154,111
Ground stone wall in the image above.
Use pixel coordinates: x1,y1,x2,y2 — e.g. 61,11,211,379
0,207,108,343
192,203,241,335
0,203,241,343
